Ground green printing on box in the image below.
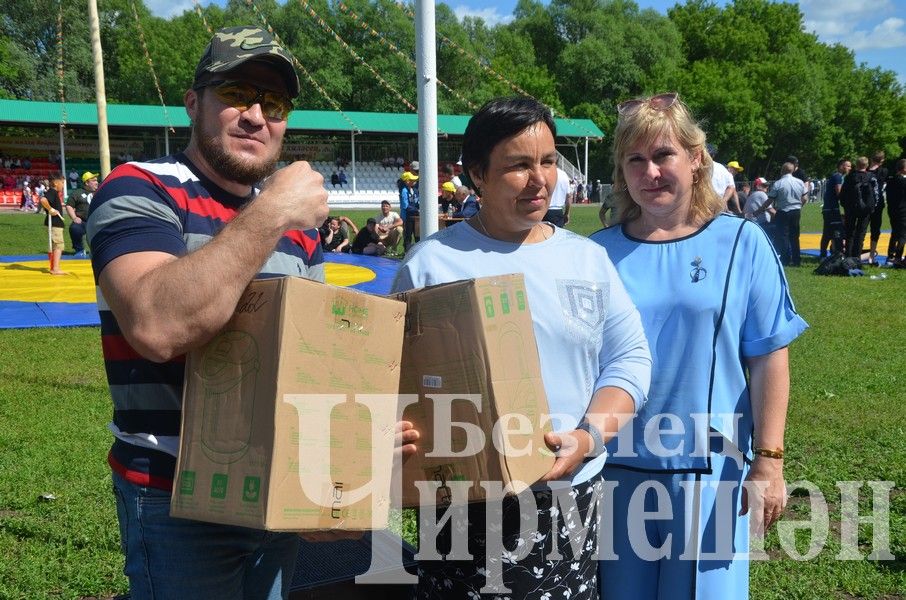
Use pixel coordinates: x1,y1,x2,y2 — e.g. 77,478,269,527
484,295,494,318
500,292,510,314
210,473,228,499
242,476,261,503
180,471,196,495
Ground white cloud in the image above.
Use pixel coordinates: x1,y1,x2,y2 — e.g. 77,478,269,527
801,0,906,54
799,0,893,23
452,5,513,26
145,0,195,19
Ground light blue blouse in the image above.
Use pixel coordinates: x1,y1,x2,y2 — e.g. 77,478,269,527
590,215,808,472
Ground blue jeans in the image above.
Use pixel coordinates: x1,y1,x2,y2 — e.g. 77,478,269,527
112,472,300,600
69,220,87,253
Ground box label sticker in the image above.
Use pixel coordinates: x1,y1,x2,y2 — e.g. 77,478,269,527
422,375,443,389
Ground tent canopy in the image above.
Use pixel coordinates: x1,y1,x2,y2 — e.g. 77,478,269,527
0,99,604,139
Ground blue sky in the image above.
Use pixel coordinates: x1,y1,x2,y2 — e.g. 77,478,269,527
147,0,906,87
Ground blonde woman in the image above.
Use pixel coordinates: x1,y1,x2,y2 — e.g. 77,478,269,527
591,93,808,599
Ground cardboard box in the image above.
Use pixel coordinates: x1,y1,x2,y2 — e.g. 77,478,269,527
395,274,554,507
171,276,405,531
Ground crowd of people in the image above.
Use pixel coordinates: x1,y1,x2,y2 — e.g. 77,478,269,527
699,149,905,268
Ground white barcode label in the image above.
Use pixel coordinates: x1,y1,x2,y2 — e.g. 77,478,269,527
422,375,443,389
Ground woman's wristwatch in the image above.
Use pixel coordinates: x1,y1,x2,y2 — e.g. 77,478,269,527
577,419,606,458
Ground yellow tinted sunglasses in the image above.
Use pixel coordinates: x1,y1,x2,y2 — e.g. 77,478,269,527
198,80,293,121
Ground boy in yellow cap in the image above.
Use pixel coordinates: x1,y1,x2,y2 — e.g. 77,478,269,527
439,180,457,214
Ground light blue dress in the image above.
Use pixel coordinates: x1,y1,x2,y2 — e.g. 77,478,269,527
591,214,808,599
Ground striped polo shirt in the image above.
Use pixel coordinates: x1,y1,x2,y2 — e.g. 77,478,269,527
87,153,324,490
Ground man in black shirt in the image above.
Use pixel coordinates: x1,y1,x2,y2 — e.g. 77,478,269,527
886,158,906,265
351,218,386,255
867,151,888,265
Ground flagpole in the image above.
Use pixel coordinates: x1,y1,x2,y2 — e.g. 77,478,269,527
415,0,438,239
88,0,111,178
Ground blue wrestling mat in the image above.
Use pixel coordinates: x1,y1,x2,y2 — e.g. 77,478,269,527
0,253,400,329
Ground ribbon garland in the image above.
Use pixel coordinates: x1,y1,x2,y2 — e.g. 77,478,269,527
56,0,66,126
130,0,174,133
393,1,531,99
243,0,361,133
193,0,213,34
295,0,418,114
337,2,477,112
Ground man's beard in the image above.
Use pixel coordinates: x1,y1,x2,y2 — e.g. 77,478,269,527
193,105,282,186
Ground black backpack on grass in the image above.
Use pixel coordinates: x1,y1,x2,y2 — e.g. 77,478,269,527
814,253,861,276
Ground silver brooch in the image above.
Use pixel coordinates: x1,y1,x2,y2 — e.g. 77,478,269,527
690,256,707,283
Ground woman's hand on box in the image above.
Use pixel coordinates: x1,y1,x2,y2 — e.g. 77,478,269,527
395,420,419,460
538,429,593,482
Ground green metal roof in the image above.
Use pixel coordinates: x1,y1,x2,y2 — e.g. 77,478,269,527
0,99,603,138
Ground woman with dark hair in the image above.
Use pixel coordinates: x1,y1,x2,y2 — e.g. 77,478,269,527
392,97,651,599
590,93,808,598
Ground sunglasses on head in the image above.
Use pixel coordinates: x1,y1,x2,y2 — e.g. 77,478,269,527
616,92,679,116
195,80,293,121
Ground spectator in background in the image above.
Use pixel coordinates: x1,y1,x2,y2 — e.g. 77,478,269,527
338,169,347,186
438,181,456,214
320,216,350,253
744,177,775,240
66,171,97,258
590,179,601,204
867,151,888,265
768,162,806,266
543,166,571,227
351,218,386,255
451,185,480,218
375,200,403,253
737,180,750,209
788,155,807,183
19,178,34,211
441,163,457,187
330,170,340,188
710,150,741,214
886,158,906,265
820,159,851,258
68,168,79,190
41,177,67,275
842,156,879,260
399,171,420,251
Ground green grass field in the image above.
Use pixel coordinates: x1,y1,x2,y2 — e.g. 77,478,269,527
0,205,903,599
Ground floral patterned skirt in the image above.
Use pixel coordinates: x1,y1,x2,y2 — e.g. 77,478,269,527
414,474,603,599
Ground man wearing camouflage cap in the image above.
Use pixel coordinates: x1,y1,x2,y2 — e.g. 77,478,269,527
86,26,373,599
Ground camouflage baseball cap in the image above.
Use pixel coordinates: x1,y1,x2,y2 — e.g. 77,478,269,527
194,26,300,97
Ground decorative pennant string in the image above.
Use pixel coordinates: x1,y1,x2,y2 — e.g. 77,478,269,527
243,0,361,133
130,0,174,132
337,1,477,112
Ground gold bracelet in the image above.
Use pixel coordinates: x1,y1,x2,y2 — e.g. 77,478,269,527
753,447,784,459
